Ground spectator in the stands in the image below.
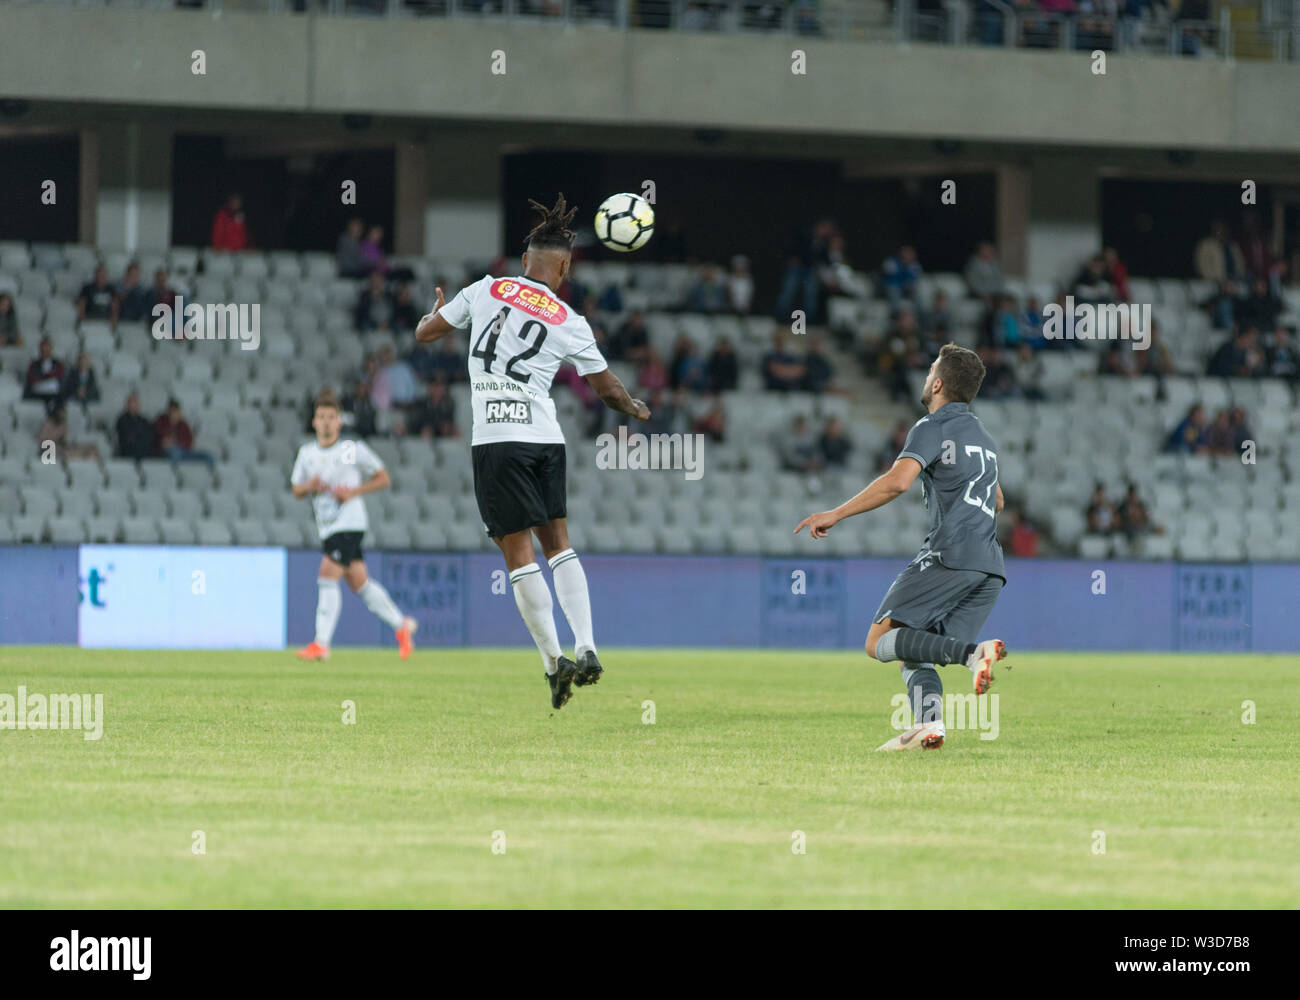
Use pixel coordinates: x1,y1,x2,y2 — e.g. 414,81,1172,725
727,255,754,314
706,337,739,392
1117,484,1153,542
775,219,835,323
1229,406,1253,453
692,397,726,442
881,244,922,310
1236,278,1282,333
154,398,214,468
1144,320,1176,379
977,345,1017,399
116,263,150,323
803,335,834,394
1176,0,1211,54
1207,327,1266,378
779,415,823,474
1268,325,1298,380
1204,408,1237,457
408,379,459,439
1195,219,1246,285
37,402,99,462
1004,508,1040,558
987,293,1023,349
336,218,368,278
61,352,100,408
1164,403,1209,454
1020,296,1046,349
210,193,251,252
819,416,852,468
1014,343,1046,400
77,264,117,324
115,392,156,461
360,225,388,275
391,284,419,335
637,349,669,394
964,241,1004,304
143,269,179,338
0,292,21,346
1102,246,1131,302
819,234,868,299
762,331,806,392
428,337,465,384
1085,482,1118,534
373,344,420,432
1071,254,1116,304
924,290,953,346
1239,209,1275,284
688,263,729,313
354,270,394,333
670,336,711,392
610,309,649,362
1201,278,1241,331
23,337,65,405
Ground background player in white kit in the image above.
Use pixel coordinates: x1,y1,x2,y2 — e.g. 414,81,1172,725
415,194,650,709
290,390,418,661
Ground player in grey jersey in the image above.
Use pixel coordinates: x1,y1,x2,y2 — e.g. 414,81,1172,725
796,344,1010,750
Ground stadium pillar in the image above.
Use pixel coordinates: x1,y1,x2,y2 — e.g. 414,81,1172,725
1025,155,1101,287
996,165,1031,279
423,131,503,261
394,139,427,257
89,121,173,253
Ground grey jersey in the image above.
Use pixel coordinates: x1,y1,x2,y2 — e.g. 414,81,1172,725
897,401,1005,580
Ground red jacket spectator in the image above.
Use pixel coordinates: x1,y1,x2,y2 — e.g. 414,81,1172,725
154,410,194,454
211,194,250,251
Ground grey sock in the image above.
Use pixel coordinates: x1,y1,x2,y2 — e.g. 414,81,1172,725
901,662,944,725
893,628,976,667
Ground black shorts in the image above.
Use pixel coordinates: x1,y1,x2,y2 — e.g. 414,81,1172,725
472,441,567,539
322,531,365,567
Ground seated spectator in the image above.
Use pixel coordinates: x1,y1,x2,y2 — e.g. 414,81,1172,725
819,235,868,299
692,397,727,442
706,337,739,392
1014,343,1046,400
923,291,952,346
1204,409,1236,457
37,402,99,462
964,241,1004,304
372,344,420,432
727,255,754,314
1200,279,1241,331
116,263,150,323
987,293,1023,350
0,292,22,346
1020,297,1046,348
1102,246,1131,302
408,380,458,439
818,416,852,467
1207,327,1266,378
670,336,710,392
637,349,669,394
1085,483,1118,534
354,271,394,333
1268,325,1298,380
61,352,100,408
344,373,378,438
881,245,922,309
336,218,368,278
1144,321,1176,379
211,193,251,251
77,265,117,324
1004,508,1039,558
610,309,650,363
1195,219,1245,285
143,269,179,338
23,338,65,404
778,415,823,474
803,335,834,394
392,284,419,334
688,264,728,313
775,219,835,323
360,225,388,275
115,392,156,460
1164,403,1209,454
1117,484,1153,541
762,332,806,392
1071,255,1115,304
154,398,214,468
1236,278,1282,333
1229,406,1253,453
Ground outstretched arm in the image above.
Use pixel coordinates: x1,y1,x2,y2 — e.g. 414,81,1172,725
794,458,921,538
584,367,651,421
415,287,455,344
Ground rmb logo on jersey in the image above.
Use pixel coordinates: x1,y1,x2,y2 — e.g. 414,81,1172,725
489,279,568,324
485,398,532,423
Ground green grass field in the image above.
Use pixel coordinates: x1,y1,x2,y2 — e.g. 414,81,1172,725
1,647,1297,908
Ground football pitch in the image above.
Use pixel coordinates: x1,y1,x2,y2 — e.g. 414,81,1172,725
2,647,1297,909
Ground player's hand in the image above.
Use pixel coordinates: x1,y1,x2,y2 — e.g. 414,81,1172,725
794,510,839,539
630,399,651,421
304,477,326,494
332,485,357,503
432,286,446,314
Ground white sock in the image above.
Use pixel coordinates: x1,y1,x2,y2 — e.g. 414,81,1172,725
358,578,404,630
510,563,563,674
315,578,342,647
547,548,596,656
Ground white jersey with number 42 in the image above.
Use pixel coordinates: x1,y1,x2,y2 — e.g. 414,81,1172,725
436,274,608,446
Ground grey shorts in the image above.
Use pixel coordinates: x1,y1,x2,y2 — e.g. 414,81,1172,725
873,559,1004,643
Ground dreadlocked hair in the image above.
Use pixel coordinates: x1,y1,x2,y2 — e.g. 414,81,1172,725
524,193,578,251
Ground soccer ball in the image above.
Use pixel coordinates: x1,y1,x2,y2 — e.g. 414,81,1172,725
594,192,655,252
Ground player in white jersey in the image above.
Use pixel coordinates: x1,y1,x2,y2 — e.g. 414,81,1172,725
415,194,650,709
290,390,417,661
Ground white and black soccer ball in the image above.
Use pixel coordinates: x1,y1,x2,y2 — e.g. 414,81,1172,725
594,192,655,252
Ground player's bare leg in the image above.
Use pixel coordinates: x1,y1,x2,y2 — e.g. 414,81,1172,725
534,518,602,687
342,559,417,659
497,529,578,708
297,555,343,660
